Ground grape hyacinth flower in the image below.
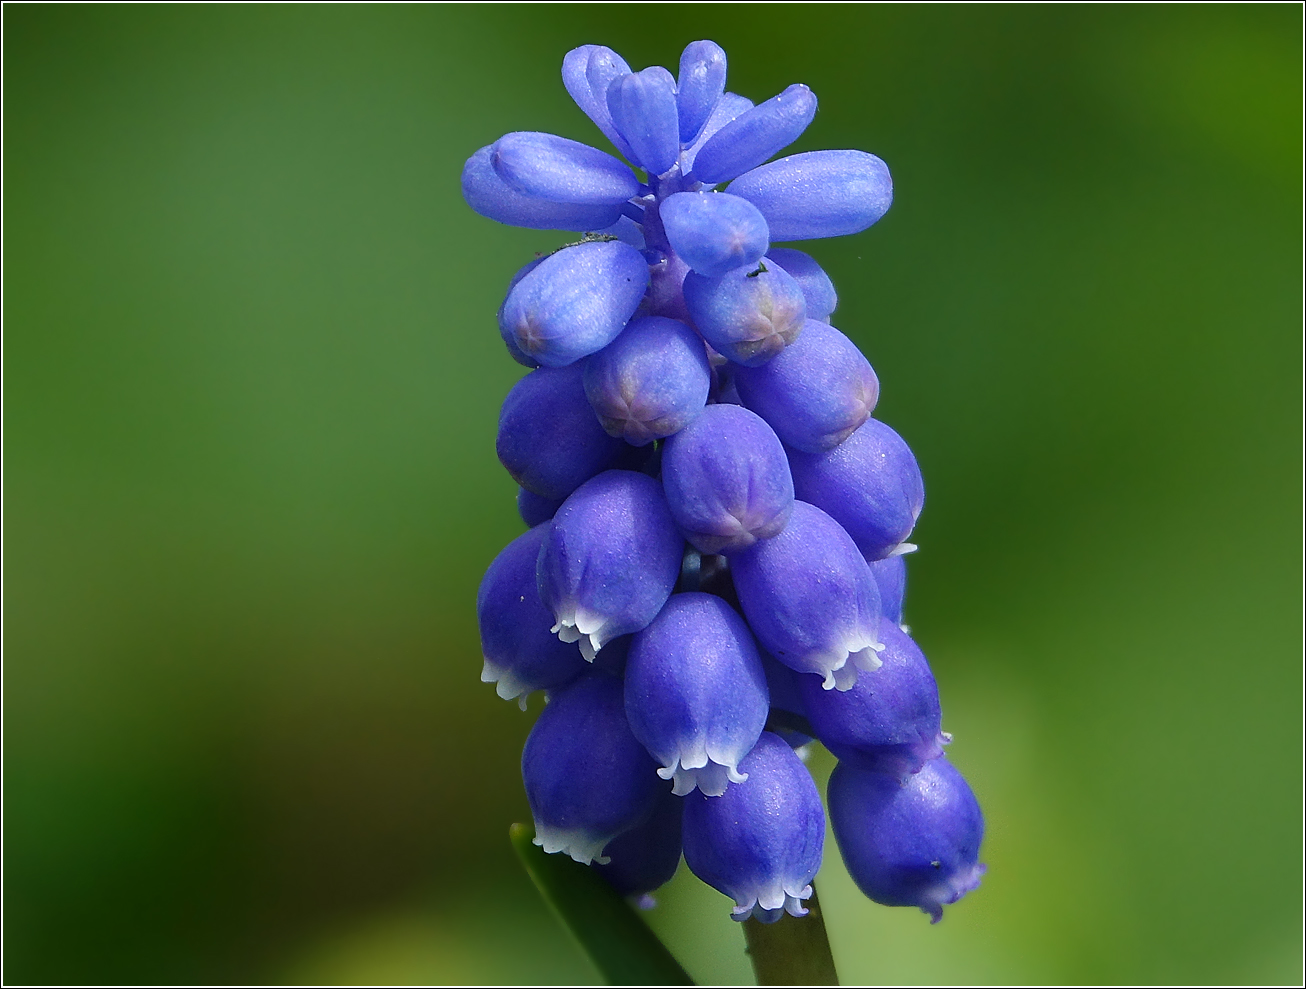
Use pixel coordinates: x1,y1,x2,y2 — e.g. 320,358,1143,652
625,592,769,796
828,756,986,923
466,40,984,956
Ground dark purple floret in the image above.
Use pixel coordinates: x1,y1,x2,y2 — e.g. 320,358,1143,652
516,487,563,528
496,363,624,501
477,524,590,707
827,756,985,922
625,592,769,796
682,732,824,923
870,554,908,625
733,319,879,453
583,316,712,445
661,403,794,555
799,618,947,779
537,470,684,660
593,786,683,900
523,673,664,865
788,417,925,560
682,258,806,367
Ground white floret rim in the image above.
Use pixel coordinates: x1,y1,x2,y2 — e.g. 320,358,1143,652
480,657,533,711
729,883,813,924
532,821,614,866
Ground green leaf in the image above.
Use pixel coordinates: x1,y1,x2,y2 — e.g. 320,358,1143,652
509,823,695,986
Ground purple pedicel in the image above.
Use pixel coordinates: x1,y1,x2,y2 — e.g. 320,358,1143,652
799,617,948,778
496,363,624,501
625,592,769,796
728,149,893,241
788,416,925,561
766,248,837,322
828,756,985,923
644,250,693,322
499,239,649,368
593,785,683,900
583,316,711,445
682,257,806,367
522,673,664,865
660,191,770,278
477,524,590,707
661,403,794,555
537,470,683,660
733,319,879,453
732,500,884,691
682,732,824,923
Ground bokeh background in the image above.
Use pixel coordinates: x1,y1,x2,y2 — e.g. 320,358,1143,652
5,5,1301,985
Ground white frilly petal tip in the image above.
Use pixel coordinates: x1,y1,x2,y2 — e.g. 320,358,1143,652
657,741,749,796
481,657,533,711
818,632,885,691
659,759,747,797
919,863,985,923
532,821,613,866
730,884,814,924
889,541,918,557
550,605,609,662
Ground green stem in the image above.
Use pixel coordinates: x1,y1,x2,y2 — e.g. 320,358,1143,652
743,884,840,986
509,823,694,986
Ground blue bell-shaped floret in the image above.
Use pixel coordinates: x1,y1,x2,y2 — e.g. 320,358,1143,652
827,755,985,922
477,524,590,708
537,470,684,660
498,239,649,368
661,404,794,555
732,500,884,691
496,363,625,501
682,732,824,923
733,319,878,453
788,417,925,561
799,618,947,778
583,315,712,445
522,673,664,865
625,592,769,796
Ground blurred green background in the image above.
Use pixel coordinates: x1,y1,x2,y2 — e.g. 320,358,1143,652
5,5,1300,985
